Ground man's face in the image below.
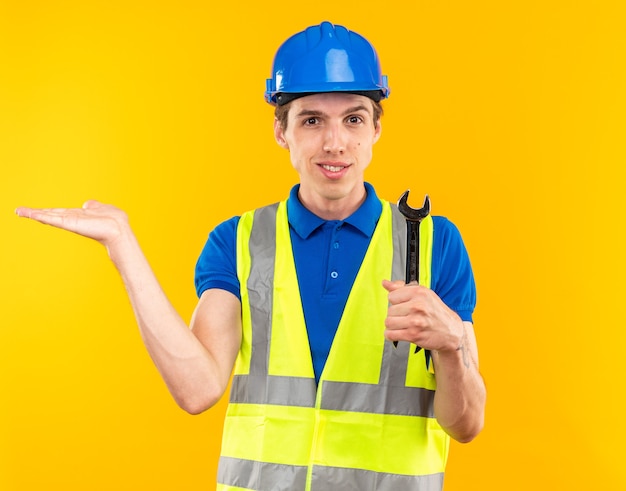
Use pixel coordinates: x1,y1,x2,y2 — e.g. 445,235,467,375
274,92,382,217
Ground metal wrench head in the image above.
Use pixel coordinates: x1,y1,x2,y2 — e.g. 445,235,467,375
397,190,430,221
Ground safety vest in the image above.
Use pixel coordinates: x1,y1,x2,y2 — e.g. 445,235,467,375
217,199,448,491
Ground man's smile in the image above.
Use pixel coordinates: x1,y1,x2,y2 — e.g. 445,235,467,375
321,164,344,172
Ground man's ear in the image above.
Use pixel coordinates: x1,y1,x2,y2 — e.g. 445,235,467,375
274,119,289,149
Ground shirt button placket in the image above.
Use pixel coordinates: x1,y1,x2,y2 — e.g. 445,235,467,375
329,223,342,282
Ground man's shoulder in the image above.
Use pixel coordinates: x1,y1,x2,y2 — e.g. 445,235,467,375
208,215,240,242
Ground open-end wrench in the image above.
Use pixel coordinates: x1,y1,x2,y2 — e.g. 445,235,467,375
396,190,432,365
398,190,430,286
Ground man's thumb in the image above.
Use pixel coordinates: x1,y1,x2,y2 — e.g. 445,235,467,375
382,279,405,292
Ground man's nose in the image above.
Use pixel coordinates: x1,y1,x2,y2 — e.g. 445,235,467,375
323,123,346,153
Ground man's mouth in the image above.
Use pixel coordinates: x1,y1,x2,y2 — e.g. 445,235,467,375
320,164,347,173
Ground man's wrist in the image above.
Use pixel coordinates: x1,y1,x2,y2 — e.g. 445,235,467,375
436,321,470,368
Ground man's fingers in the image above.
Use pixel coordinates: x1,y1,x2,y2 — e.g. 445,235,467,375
16,204,100,220
15,207,47,221
17,206,70,216
16,201,126,246
16,206,88,232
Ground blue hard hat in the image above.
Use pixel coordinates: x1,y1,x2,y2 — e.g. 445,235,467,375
265,21,390,106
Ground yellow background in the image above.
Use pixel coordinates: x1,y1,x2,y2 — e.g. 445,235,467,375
1,1,624,489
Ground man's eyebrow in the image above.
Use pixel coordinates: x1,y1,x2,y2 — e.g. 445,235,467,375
342,104,370,115
295,109,325,118
295,105,371,118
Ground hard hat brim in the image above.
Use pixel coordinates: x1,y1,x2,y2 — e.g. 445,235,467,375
273,89,386,106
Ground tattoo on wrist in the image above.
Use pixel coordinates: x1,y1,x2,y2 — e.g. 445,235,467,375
456,328,471,369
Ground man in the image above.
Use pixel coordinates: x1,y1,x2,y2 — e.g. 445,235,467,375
17,21,485,491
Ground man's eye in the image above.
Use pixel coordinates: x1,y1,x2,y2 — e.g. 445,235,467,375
348,116,363,124
304,117,318,125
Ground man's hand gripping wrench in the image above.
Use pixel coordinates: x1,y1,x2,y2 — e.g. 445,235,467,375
396,190,432,367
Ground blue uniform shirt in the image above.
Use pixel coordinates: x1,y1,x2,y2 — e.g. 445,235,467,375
195,183,476,382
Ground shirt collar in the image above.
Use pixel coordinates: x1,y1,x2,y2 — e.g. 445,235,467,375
287,182,382,239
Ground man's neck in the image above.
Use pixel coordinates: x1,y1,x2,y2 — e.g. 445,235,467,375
297,186,367,221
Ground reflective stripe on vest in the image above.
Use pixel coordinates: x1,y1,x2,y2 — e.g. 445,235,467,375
219,199,447,491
